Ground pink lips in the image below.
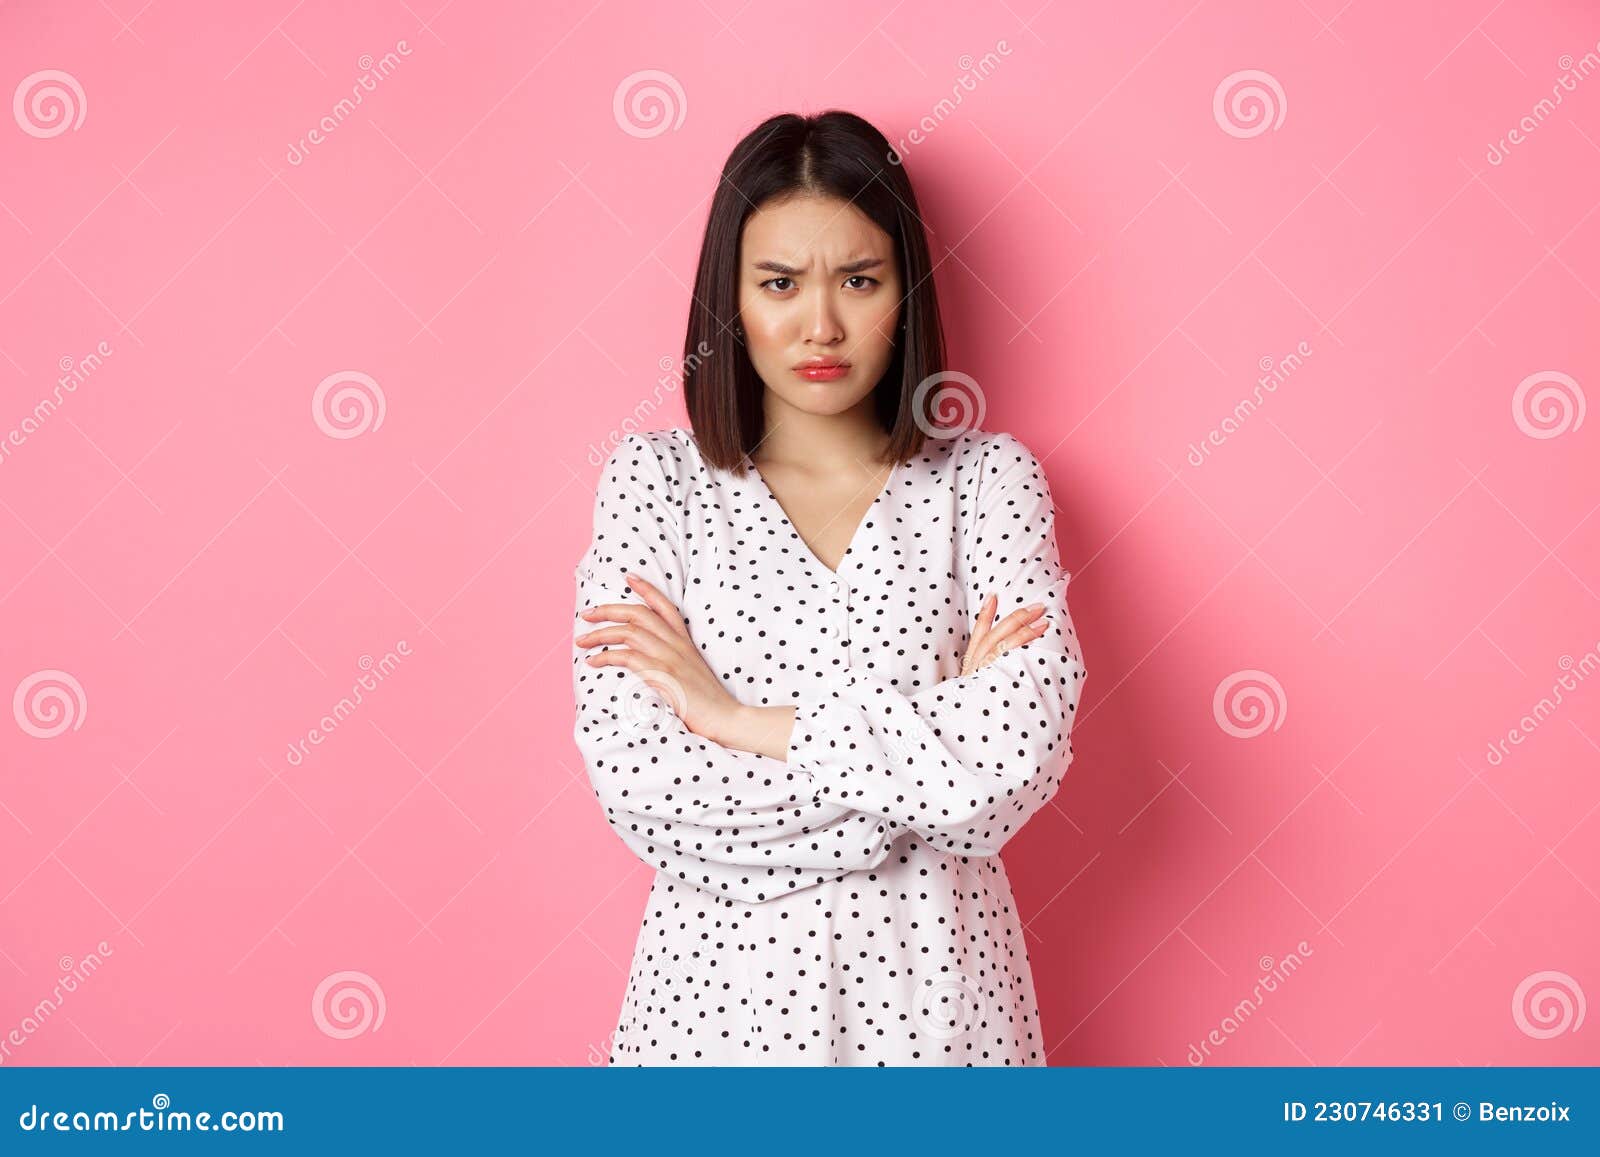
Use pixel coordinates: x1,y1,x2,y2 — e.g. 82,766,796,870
793,361,850,381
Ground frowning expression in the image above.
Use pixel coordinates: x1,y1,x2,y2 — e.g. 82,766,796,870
737,192,903,416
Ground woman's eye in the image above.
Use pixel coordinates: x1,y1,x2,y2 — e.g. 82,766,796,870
760,275,878,292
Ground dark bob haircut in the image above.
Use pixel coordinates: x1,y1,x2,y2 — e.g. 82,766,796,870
682,110,947,476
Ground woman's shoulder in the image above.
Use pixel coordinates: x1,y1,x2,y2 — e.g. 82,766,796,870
933,426,1046,480
971,426,1039,459
599,427,700,472
594,428,707,521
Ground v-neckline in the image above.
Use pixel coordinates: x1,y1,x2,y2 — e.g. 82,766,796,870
744,451,901,579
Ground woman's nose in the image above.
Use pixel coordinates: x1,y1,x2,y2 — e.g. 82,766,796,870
803,291,845,342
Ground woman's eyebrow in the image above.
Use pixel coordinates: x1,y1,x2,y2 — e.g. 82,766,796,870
752,257,886,275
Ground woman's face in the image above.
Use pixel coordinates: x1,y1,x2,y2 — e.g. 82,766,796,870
737,192,903,419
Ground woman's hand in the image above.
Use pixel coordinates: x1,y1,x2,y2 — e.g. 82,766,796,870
576,572,744,744
959,592,1050,677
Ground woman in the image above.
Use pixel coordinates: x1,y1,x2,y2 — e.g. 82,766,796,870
571,110,1087,1065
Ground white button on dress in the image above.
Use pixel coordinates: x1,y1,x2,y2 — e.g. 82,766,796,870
571,426,1087,1065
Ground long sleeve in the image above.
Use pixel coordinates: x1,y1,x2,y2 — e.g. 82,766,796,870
571,433,899,905
785,432,1087,858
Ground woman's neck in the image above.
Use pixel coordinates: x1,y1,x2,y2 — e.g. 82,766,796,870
754,392,891,470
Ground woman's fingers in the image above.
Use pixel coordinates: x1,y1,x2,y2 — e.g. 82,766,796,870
979,618,1050,665
576,625,671,663
964,593,1029,675
973,592,998,644
624,573,691,639
988,603,1047,644
578,597,680,650
583,648,646,671
970,602,1045,661
965,603,1051,675
961,593,999,675
576,575,699,669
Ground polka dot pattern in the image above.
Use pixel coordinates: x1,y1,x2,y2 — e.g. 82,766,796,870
572,426,1086,1064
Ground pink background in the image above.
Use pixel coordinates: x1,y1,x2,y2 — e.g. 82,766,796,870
2,0,1597,1066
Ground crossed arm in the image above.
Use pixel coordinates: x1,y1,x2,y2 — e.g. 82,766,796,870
570,432,1086,903
577,574,1052,760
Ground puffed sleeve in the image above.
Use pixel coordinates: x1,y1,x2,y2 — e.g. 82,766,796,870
785,432,1087,858
571,433,899,904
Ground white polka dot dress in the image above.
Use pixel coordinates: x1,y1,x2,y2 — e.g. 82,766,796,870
571,426,1087,1065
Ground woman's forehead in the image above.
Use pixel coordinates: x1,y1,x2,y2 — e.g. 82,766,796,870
741,196,891,257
